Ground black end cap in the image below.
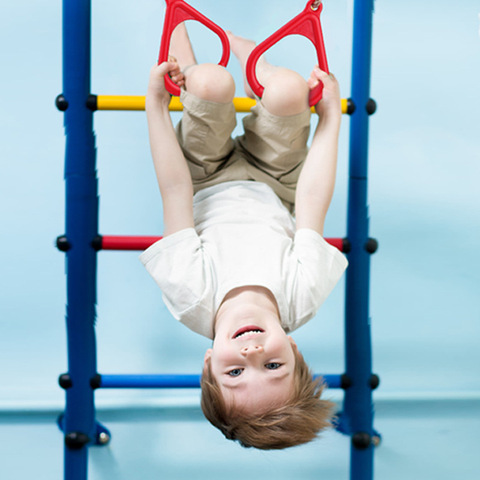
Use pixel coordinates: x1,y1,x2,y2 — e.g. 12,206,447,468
65,432,90,450
365,238,378,254
56,235,71,252
86,95,98,111
342,238,352,254
347,98,356,115
91,235,103,251
369,374,380,390
352,432,371,450
55,94,68,111
90,374,102,390
340,374,352,389
366,98,377,115
58,374,73,390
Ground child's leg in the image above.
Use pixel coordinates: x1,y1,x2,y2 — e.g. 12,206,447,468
170,22,197,71
261,67,310,116
169,23,239,184
183,63,235,104
227,31,309,115
171,23,235,103
228,33,311,209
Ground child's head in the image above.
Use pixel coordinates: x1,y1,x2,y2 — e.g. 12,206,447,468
200,315,335,449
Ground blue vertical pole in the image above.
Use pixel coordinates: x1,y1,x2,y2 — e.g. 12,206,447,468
61,0,98,479
344,0,375,479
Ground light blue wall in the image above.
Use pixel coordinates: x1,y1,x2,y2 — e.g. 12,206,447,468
0,1,479,479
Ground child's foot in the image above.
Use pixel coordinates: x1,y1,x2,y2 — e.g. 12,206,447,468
226,31,257,98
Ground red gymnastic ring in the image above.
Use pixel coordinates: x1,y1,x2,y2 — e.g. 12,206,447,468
245,0,329,107
158,0,231,97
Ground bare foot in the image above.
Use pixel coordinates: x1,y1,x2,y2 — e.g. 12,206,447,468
226,31,257,98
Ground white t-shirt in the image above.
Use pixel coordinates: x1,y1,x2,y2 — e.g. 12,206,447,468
140,181,348,339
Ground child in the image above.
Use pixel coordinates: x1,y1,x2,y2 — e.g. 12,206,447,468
140,23,348,449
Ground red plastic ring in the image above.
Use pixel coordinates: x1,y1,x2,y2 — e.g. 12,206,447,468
158,0,231,97
245,0,328,107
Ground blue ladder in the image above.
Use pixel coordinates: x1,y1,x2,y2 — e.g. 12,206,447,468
56,1,378,479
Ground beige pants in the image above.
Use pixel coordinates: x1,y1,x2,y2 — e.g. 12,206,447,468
176,89,311,212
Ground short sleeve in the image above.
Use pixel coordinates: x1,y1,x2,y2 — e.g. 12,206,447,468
285,228,348,332
139,228,215,339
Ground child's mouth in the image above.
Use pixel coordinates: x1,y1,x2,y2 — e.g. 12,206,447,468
232,325,265,339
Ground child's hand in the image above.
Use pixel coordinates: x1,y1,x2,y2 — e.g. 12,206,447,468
308,67,341,117
147,59,185,107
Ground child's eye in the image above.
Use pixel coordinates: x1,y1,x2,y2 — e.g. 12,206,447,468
265,363,282,370
227,368,243,377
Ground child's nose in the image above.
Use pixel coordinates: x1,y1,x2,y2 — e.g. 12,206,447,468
240,345,264,356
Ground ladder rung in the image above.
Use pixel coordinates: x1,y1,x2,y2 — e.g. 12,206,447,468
97,235,349,253
99,373,344,389
92,95,352,114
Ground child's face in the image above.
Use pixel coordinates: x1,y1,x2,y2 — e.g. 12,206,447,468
204,315,296,414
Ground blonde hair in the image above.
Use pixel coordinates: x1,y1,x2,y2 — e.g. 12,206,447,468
200,347,335,449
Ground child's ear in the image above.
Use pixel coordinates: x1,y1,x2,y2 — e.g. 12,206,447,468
204,348,213,365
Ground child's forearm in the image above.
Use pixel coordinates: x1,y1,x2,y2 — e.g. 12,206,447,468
146,94,194,235
146,97,192,192
295,110,341,235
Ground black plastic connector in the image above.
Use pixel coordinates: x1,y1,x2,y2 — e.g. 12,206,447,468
58,374,73,390
91,235,103,251
65,432,90,450
86,94,98,111
369,374,380,390
56,235,71,252
90,374,102,390
346,98,356,115
342,238,352,254
340,374,352,390
366,98,377,115
364,238,378,254
55,94,69,111
352,432,371,450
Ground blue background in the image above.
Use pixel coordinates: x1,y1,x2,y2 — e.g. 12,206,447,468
0,1,479,478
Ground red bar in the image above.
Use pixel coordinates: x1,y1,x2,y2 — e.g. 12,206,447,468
100,235,346,252
101,235,162,250
326,237,346,252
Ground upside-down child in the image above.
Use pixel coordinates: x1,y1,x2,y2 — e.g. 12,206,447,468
140,23,348,449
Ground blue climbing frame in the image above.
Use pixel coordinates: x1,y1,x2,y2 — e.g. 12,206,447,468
57,0,378,479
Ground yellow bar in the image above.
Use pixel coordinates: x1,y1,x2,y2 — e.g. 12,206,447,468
169,96,183,111
234,97,257,112
96,95,349,114
97,95,145,110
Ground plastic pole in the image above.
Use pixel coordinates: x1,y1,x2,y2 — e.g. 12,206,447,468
61,0,98,478
94,95,350,113
344,0,376,479
98,235,346,252
98,373,342,389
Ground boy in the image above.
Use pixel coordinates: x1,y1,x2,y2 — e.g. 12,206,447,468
140,24,348,449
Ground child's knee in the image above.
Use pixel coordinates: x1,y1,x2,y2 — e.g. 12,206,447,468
261,68,309,116
185,63,235,103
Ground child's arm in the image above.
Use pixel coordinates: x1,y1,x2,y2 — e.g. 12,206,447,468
295,68,342,236
145,61,194,236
